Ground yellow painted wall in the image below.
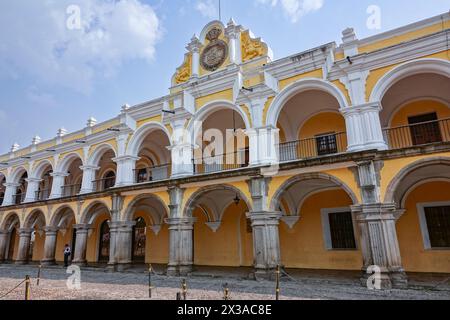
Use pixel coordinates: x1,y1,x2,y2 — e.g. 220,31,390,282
147,224,169,264
32,231,45,262
279,69,323,91
55,224,75,262
195,89,233,110
397,181,450,273
359,21,450,54
280,189,362,270
136,115,163,129
390,100,450,127
193,201,253,267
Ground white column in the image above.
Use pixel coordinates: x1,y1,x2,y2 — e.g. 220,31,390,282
341,107,366,152
225,19,242,65
246,126,279,166
0,230,8,262
113,156,139,187
41,227,58,265
360,102,388,150
2,182,20,206
73,224,91,266
169,143,194,178
24,178,42,203
79,165,100,194
166,217,196,276
186,35,202,79
109,221,136,271
49,172,69,199
15,228,33,264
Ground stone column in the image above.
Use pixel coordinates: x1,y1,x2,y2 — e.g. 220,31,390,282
41,227,59,265
79,165,100,194
225,18,242,65
246,126,279,167
353,204,408,289
2,183,20,206
0,230,8,262
109,221,136,271
49,172,69,199
24,178,42,203
15,228,33,265
247,176,282,279
72,224,91,266
186,35,202,78
247,211,282,279
352,160,407,289
113,155,139,187
166,217,196,276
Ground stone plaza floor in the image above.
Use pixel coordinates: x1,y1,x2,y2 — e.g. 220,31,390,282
0,264,449,300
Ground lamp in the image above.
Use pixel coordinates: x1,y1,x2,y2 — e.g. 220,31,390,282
233,194,241,206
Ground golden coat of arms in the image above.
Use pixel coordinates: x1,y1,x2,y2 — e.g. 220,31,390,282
200,27,228,71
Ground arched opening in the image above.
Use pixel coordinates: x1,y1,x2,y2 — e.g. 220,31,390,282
13,170,28,205
0,175,5,204
35,163,53,201
380,72,450,149
2,213,20,261
60,155,83,197
193,107,249,174
91,147,116,192
98,220,110,262
124,195,169,265
272,174,361,270
81,201,111,264
51,206,76,263
132,126,172,183
386,159,450,273
276,90,347,162
24,210,46,263
185,186,253,268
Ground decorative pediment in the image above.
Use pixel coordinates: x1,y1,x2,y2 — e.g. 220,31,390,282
173,53,192,85
241,30,271,63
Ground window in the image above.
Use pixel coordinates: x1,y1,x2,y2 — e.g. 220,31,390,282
408,113,442,146
103,171,116,190
136,168,148,183
321,208,356,250
420,205,450,248
132,217,147,262
316,133,338,156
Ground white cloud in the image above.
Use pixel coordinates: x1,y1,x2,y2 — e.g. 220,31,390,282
0,0,162,94
196,0,218,19
256,0,324,23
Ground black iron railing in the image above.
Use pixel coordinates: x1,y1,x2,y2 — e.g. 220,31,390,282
61,184,81,197
383,118,450,150
12,193,25,205
92,176,116,192
193,149,249,175
35,189,51,201
277,132,347,162
133,164,171,183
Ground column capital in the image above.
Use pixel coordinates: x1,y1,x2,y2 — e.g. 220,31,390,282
351,203,399,221
341,101,382,116
108,220,136,230
73,224,93,231
165,217,197,226
247,211,282,225
18,228,33,235
50,172,70,178
43,226,59,234
112,155,140,163
4,182,21,188
25,178,43,183
80,165,100,171
0,229,9,236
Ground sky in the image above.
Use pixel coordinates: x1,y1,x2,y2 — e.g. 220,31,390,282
0,0,449,154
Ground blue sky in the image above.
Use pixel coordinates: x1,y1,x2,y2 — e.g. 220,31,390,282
0,0,449,153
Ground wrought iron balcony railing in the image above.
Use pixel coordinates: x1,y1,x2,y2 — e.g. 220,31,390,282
92,176,116,192
193,148,249,175
35,189,51,201
61,184,82,197
133,164,171,183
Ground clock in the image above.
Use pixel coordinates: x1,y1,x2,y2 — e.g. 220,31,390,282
200,27,228,72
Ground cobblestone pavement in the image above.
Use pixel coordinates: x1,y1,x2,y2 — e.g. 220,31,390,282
0,265,449,300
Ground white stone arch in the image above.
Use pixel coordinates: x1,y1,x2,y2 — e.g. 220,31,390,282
370,58,450,102
199,20,225,43
266,78,350,128
56,152,84,173
0,212,21,231
295,109,344,140
49,205,76,228
23,209,47,229
87,143,117,167
126,122,172,157
186,100,251,138
9,166,28,184
31,159,53,179
80,200,111,225
122,193,169,224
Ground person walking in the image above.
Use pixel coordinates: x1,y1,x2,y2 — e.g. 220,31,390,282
64,244,72,268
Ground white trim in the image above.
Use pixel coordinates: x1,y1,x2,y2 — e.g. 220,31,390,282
417,201,450,250
320,207,356,251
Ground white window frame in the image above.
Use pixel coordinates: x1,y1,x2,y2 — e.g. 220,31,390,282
320,207,357,251
417,201,450,250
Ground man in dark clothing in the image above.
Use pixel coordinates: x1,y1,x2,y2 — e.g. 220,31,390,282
64,244,71,267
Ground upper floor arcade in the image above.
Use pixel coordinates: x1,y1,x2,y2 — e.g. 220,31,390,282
0,13,449,208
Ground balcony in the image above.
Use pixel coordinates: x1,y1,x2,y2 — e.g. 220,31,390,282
134,164,171,183
193,149,249,175
61,184,81,197
278,132,348,163
92,176,116,192
383,118,450,149
35,189,51,201
12,193,25,205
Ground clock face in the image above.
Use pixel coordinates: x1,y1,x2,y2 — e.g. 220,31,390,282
200,40,228,71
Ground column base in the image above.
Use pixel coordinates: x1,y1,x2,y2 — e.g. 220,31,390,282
254,267,278,281
115,263,132,272
41,259,56,266
72,260,87,267
167,264,193,277
360,269,408,290
15,260,29,265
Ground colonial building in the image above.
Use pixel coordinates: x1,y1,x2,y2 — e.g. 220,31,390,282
0,13,449,289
